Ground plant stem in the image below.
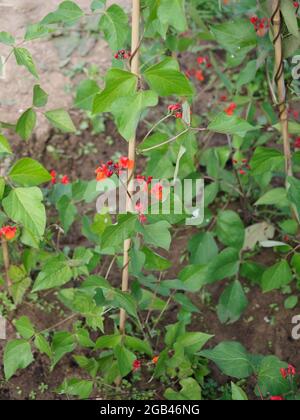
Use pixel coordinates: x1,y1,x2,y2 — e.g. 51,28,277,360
1,238,12,294
271,1,298,222
119,0,141,335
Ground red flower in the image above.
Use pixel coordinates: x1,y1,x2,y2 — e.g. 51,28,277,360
270,396,284,401
0,226,17,241
294,2,299,9
151,183,163,201
288,365,296,376
225,103,237,116
280,368,288,379
95,164,111,182
119,156,134,170
195,70,204,82
197,56,206,65
168,103,182,113
50,170,57,185
132,360,141,371
239,169,246,175
152,356,159,364
61,175,70,185
295,137,300,148
220,95,228,102
250,16,258,24
139,214,147,224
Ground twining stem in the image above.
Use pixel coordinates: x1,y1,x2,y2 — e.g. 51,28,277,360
120,0,141,335
1,237,12,294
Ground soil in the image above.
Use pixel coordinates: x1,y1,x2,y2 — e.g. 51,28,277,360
0,0,299,401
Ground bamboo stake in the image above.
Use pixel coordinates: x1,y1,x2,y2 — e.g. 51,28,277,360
1,238,11,294
271,0,293,178
120,0,140,335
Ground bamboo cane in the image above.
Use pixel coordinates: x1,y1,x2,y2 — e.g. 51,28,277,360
120,0,140,335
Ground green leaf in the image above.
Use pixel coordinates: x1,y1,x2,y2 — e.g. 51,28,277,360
236,60,257,89
211,19,257,55
34,334,52,358
32,260,73,292
158,0,187,32
33,85,48,108
51,331,76,369
24,24,50,41
144,59,194,97
255,188,288,207
140,221,172,250
287,177,300,218
165,378,201,401
208,112,256,137
284,295,298,310
101,214,137,249
75,79,100,111
257,356,289,397
9,158,51,187
217,280,248,324
93,69,138,114
207,248,240,283
200,342,253,379
176,332,213,354
281,0,299,38
14,316,35,340
111,91,158,141
188,232,218,265
45,109,76,133
57,378,93,400
142,247,171,271
216,210,245,250
124,336,152,356
114,344,136,377
91,0,106,11
16,108,37,141
231,382,248,401
56,196,77,233
42,1,84,26
95,334,122,350
0,31,15,46
262,260,293,292
99,4,129,51
14,48,38,78
4,339,34,380
0,134,12,154
250,147,284,176
3,187,46,238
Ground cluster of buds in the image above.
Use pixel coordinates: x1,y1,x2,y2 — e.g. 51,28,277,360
168,103,183,119
219,95,228,102
132,356,159,372
224,102,237,116
95,156,134,182
233,158,251,175
0,226,17,241
280,364,296,379
50,170,70,185
250,16,270,37
295,137,300,149
114,50,131,60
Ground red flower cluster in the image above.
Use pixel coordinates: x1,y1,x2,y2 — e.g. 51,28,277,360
197,55,212,69
270,396,284,401
233,158,251,175
95,157,134,182
132,359,141,371
0,226,17,241
295,137,300,149
289,108,299,120
50,170,70,185
280,364,296,379
225,103,237,116
151,182,163,201
168,103,183,119
250,16,270,37
114,50,131,60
